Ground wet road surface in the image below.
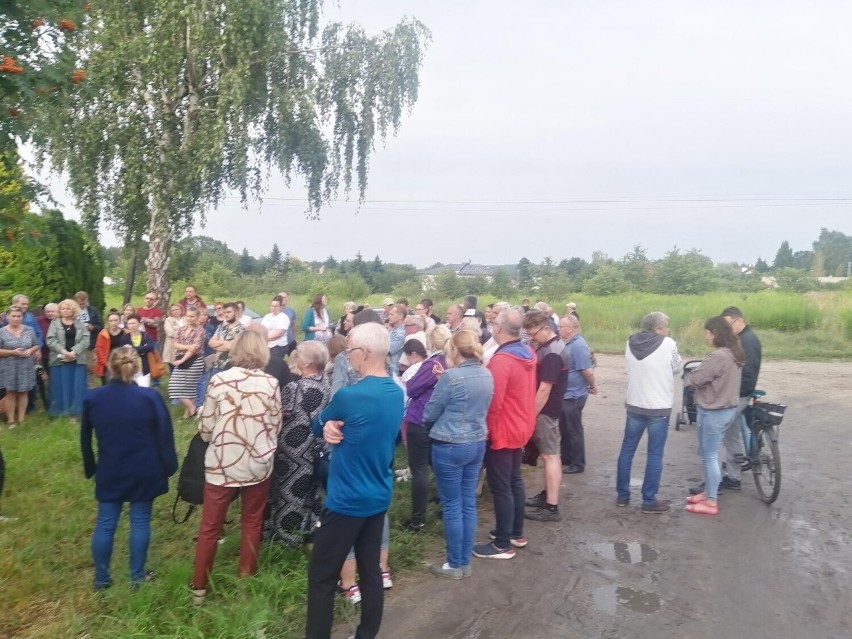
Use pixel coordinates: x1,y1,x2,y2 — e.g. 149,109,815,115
335,357,852,639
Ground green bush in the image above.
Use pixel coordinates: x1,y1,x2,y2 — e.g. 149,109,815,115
842,310,852,340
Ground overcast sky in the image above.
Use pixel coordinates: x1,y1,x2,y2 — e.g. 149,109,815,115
58,0,852,268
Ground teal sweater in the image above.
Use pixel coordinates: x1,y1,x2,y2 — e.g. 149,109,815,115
312,376,403,517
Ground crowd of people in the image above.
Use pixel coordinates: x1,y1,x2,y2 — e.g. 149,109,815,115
0,286,763,639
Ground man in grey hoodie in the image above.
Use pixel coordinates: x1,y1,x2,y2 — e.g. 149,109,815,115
615,312,683,513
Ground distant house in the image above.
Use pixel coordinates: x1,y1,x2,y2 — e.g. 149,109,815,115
419,261,502,291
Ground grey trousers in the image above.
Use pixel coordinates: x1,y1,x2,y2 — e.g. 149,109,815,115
720,396,750,481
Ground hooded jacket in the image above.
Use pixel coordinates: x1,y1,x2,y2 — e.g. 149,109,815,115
687,347,742,410
625,332,683,416
486,340,537,449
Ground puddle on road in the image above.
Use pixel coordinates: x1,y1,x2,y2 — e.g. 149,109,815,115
593,542,659,564
593,585,661,616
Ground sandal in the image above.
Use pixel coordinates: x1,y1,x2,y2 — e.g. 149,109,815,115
685,501,718,515
686,493,706,504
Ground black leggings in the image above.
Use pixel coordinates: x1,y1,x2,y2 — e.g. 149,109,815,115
406,424,432,525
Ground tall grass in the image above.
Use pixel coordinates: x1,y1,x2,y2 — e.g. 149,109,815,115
109,289,852,360
0,407,439,639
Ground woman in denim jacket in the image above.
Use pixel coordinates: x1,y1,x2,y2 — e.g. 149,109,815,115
422,329,494,579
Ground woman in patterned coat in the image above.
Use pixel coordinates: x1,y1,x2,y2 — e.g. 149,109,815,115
264,341,330,547
190,330,282,605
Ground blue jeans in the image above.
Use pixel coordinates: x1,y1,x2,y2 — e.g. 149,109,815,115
616,412,669,505
91,501,153,587
195,365,218,408
431,440,486,568
697,407,736,500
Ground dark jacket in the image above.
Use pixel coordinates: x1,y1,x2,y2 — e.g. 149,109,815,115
118,331,155,376
80,305,103,350
738,326,762,397
81,381,178,503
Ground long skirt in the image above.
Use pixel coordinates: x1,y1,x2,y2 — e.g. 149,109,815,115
168,357,205,400
49,363,88,417
264,435,322,547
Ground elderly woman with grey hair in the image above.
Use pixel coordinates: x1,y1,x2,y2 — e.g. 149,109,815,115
265,340,331,547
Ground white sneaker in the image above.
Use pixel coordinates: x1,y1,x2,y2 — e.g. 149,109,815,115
382,570,393,589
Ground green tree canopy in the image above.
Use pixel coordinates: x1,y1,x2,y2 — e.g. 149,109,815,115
773,240,794,269
434,267,464,300
489,268,513,299
582,264,630,296
517,257,533,288
32,0,429,309
812,228,852,277
652,248,718,295
1,208,103,308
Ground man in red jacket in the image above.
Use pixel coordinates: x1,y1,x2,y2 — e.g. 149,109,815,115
473,307,537,559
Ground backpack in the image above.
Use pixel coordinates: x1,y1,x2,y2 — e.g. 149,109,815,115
172,433,208,523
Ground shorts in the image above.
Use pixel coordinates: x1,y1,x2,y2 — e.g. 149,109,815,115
346,513,390,561
533,414,560,455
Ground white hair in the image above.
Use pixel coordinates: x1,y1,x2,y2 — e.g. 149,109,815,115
349,322,390,358
296,340,329,371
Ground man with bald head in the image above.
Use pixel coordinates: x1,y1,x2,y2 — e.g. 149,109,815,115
445,304,464,333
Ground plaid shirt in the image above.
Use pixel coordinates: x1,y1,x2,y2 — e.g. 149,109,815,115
212,320,245,367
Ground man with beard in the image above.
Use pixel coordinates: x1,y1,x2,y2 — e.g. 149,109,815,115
208,303,245,370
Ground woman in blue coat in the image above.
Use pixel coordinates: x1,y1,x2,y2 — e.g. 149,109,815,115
81,346,178,589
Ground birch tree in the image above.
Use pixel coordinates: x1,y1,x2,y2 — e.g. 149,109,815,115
33,0,429,307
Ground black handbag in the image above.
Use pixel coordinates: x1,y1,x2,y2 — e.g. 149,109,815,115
176,354,199,370
312,441,330,482
172,433,208,523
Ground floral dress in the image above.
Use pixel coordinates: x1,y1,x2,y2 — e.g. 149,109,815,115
0,325,37,392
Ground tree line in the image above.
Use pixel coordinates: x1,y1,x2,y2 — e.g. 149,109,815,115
93,228,852,308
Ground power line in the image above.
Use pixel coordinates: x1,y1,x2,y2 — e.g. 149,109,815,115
221,200,850,213
223,195,852,205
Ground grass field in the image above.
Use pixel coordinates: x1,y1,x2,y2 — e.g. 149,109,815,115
0,403,441,639
21,287,841,636
111,288,852,362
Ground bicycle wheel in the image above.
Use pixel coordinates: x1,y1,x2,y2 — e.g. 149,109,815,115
752,427,781,504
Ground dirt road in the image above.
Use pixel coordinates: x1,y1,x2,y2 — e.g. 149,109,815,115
339,356,852,639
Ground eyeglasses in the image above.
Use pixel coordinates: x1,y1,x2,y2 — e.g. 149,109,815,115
345,347,365,355
528,325,546,340
415,306,425,311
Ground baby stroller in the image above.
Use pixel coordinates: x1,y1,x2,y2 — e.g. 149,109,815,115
675,360,703,430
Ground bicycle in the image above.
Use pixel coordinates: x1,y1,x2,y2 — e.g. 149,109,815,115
741,391,786,504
